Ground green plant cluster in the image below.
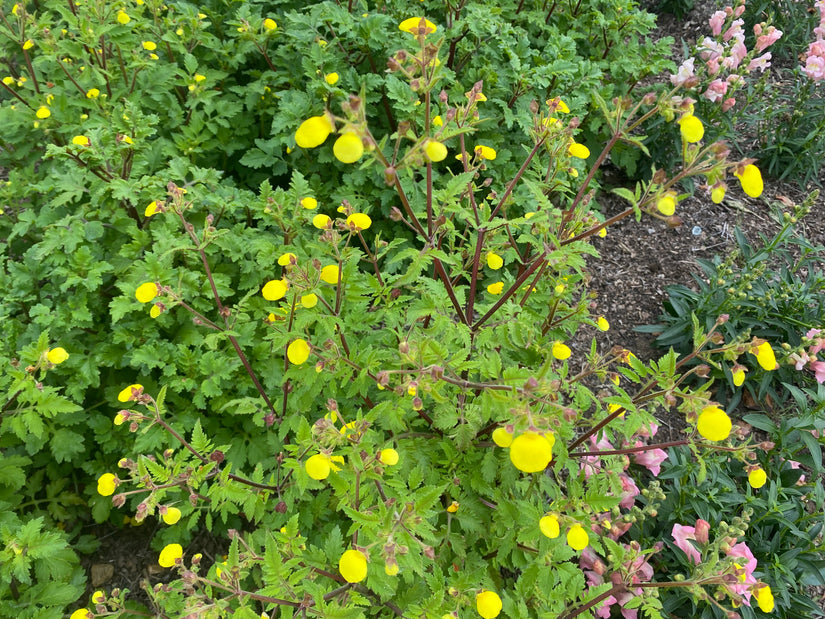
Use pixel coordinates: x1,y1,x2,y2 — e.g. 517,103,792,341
640,192,825,408
1,1,823,618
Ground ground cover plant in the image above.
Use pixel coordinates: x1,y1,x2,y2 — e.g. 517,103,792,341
1,0,824,618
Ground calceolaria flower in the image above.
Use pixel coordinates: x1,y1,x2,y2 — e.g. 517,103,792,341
263,18,277,31
539,514,560,539
145,201,160,217
135,282,159,303
424,140,447,162
754,584,775,612
552,341,571,360
491,427,513,447
679,114,704,143
35,106,50,119
735,164,763,198
656,193,677,216
398,17,437,35
509,431,555,473
117,384,143,402
568,142,590,159
301,196,317,209
333,133,364,163
162,506,182,524
262,279,288,301
474,145,496,160
286,339,311,365
338,549,368,583
486,252,503,270
47,347,69,364
487,281,504,295
320,264,339,284
752,341,777,370
379,448,399,465
295,115,334,149
566,524,589,550
324,72,339,85
97,473,117,496
748,467,767,489
476,590,502,619
696,405,732,441
312,214,331,229
158,543,183,568
72,135,91,146
346,212,372,230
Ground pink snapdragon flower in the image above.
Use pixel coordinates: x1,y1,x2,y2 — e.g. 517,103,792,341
632,443,668,475
755,25,783,53
727,542,758,603
723,19,745,43
748,52,772,72
671,519,710,564
709,10,727,36
703,79,728,102
671,57,696,86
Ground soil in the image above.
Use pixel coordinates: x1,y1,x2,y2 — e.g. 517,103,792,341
75,0,825,613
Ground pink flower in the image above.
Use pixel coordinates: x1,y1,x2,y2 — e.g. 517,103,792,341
721,97,736,112
635,422,658,439
671,58,696,87
806,328,822,339
811,360,825,383
633,446,668,476
724,41,748,69
734,4,745,17
709,11,727,36
755,26,783,52
724,19,745,43
788,460,806,485
671,523,702,564
748,52,772,73
694,519,710,545
700,37,724,61
703,78,728,102
726,542,758,602
791,351,811,370
619,474,640,509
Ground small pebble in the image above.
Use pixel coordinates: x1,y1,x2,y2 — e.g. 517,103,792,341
692,226,702,236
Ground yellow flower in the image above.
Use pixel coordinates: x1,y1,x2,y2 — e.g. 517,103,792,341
339,549,368,583
158,543,183,568
11,3,20,16
35,106,50,119
163,506,182,524
306,453,332,480
735,164,763,198
398,17,437,34
548,97,570,113
92,590,105,603
72,135,91,147
320,264,339,284
657,193,676,216
346,212,372,230
597,316,610,331
324,72,339,85
491,427,513,447
277,252,296,266
424,140,447,162
194,73,206,82
295,115,335,148
97,473,117,496
86,87,100,98
711,185,726,204
679,114,704,143
539,514,560,539
732,365,746,386
2,76,14,85
135,282,158,303
552,342,571,360
748,467,767,489
23,39,34,50
696,405,732,441
114,412,126,425
287,339,311,365
117,384,143,402
176,27,184,36
145,201,159,217
509,432,555,473
333,133,364,163
754,584,774,612
486,252,503,270
149,53,159,60
474,145,496,160
446,500,459,513
384,562,399,576
380,448,399,465
300,293,318,309
142,41,157,51
753,341,777,370
47,347,69,364
70,609,90,619
263,18,277,31
301,196,318,209
117,10,130,24
262,279,288,301
312,214,331,229
566,524,589,550
432,115,443,127
568,142,590,159
476,590,502,619
487,281,504,295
